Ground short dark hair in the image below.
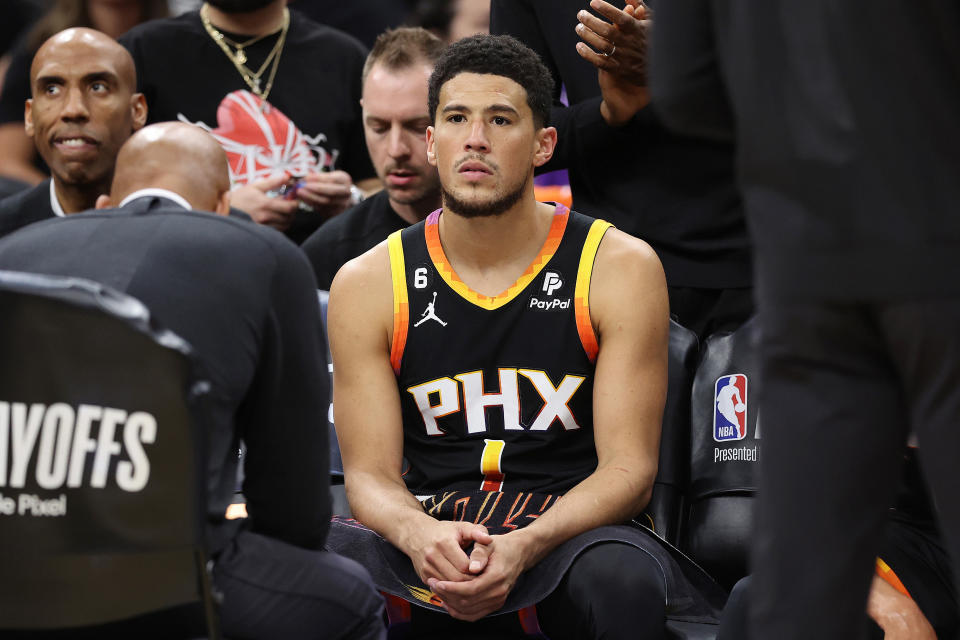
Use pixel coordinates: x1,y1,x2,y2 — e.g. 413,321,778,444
428,34,554,129
362,27,445,85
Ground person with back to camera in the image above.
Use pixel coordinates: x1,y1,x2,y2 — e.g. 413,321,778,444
0,122,386,640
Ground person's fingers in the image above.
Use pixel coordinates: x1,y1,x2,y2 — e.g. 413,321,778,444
577,8,617,39
262,196,298,215
576,41,619,71
296,189,348,208
299,182,352,198
576,22,616,57
422,555,469,583
433,574,505,620
250,172,292,191
468,543,490,574
433,576,481,599
589,0,638,26
304,169,352,186
424,537,474,581
455,522,493,546
250,206,295,229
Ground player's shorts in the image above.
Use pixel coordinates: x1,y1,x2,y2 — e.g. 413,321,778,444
324,489,725,624
878,516,958,637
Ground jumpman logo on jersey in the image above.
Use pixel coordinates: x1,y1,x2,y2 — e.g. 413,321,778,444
414,291,447,327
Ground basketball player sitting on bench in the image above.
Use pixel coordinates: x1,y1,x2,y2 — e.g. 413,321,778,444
327,34,721,639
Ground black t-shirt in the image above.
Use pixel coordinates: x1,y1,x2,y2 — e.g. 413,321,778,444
490,0,751,290
119,10,375,243
0,178,54,239
300,189,409,290
0,196,333,554
288,0,410,48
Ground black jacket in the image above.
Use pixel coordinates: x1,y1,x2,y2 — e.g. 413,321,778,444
0,196,332,553
0,179,54,239
651,0,960,300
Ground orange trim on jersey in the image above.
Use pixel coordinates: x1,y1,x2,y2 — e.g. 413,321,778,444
518,606,543,635
424,205,570,310
387,231,409,374
876,557,912,599
382,592,412,625
574,220,613,362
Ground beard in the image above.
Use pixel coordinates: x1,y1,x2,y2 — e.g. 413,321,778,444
205,0,277,13
441,173,528,219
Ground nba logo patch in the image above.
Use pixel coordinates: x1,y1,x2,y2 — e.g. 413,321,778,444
714,374,747,442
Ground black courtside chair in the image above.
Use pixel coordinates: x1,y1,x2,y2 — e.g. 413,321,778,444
684,317,761,591
0,271,219,639
642,319,699,546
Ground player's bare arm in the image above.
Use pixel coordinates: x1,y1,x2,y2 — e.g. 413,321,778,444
329,246,492,585
433,228,669,619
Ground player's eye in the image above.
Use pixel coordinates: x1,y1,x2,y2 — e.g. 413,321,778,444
447,114,466,123
91,81,108,93
492,116,510,126
43,84,61,96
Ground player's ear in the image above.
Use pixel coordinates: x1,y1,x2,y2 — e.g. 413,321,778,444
24,99,34,137
533,126,557,168
95,194,112,210
426,125,437,166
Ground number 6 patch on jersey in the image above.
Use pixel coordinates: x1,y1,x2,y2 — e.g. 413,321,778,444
480,439,506,491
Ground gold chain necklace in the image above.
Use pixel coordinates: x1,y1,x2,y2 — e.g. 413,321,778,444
200,4,289,104
217,29,273,66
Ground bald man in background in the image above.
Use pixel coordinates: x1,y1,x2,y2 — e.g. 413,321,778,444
0,27,146,238
0,122,385,640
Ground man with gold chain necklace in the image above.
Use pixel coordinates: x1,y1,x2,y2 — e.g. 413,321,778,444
120,0,379,244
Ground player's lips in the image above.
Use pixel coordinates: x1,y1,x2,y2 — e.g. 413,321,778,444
457,161,493,181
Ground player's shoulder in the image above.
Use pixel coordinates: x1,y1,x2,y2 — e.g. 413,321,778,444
331,238,391,296
327,239,394,338
595,225,664,285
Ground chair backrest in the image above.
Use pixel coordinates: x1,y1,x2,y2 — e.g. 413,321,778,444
0,271,217,636
317,289,343,478
317,289,353,517
684,317,761,589
642,319,699,546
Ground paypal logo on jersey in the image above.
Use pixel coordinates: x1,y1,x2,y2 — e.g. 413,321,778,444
542,271,563,296
714,374,747,442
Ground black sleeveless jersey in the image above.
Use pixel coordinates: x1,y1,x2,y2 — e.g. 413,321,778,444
387,204,613,495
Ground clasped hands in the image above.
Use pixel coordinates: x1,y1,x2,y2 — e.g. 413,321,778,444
410,521,528,621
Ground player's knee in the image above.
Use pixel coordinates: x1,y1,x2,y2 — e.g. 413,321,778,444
566,543,666,606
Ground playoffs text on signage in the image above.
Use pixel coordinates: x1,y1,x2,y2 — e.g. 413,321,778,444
0,401,157,520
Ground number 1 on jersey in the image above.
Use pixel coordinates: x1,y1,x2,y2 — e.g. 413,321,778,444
480,439,505,492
